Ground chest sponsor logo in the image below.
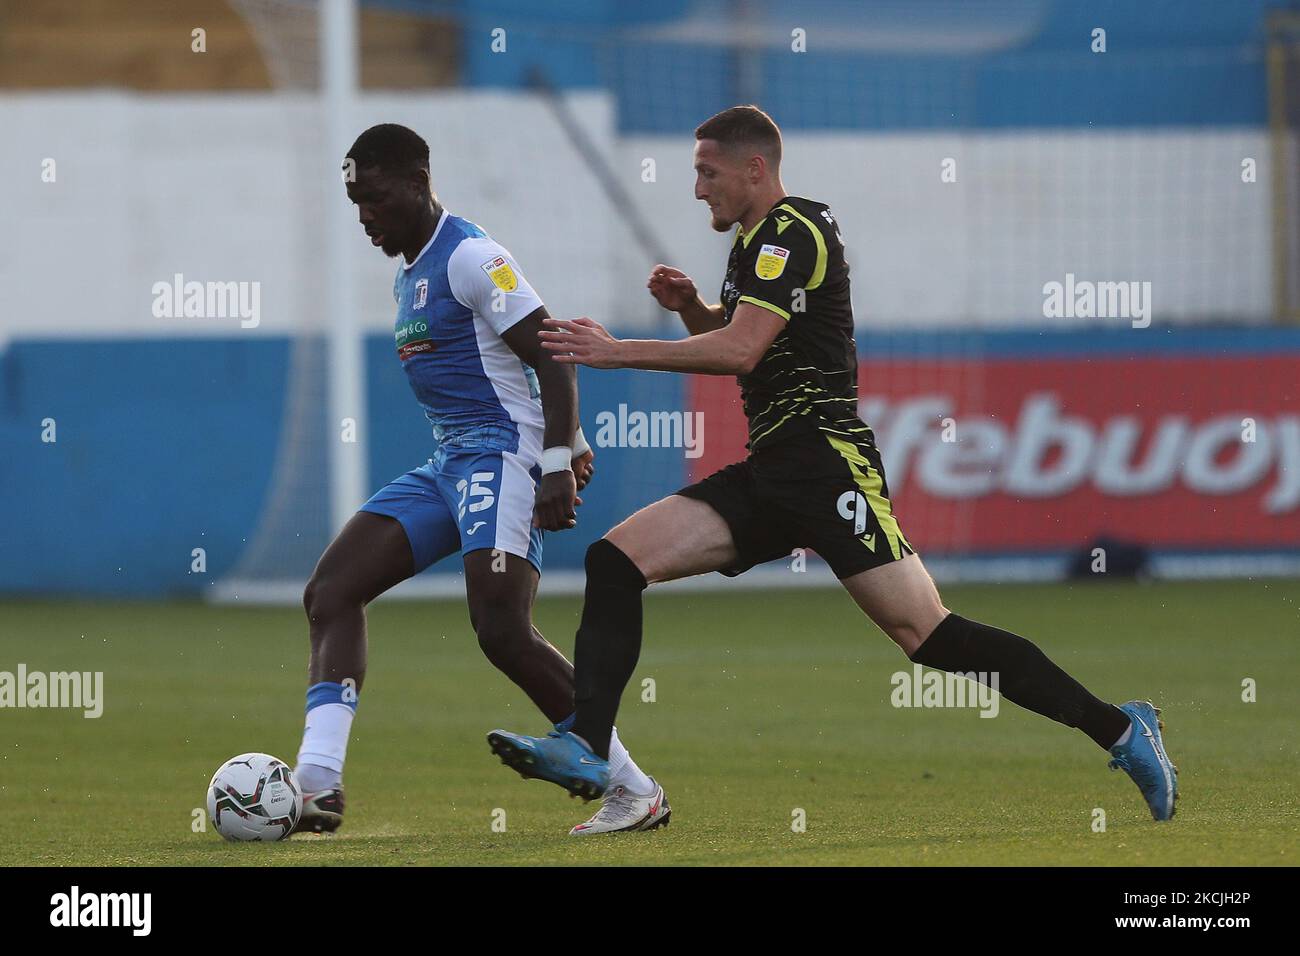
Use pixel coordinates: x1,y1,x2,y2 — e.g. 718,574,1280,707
395,318,433,361
755,243,789,280
414,277,428,310
481,255,518,292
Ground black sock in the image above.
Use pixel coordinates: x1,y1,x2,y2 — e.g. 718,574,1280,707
570,539,647,760
910,613,1130,750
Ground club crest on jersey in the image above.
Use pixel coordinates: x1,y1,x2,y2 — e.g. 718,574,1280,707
414,277,428,310
481,256,517,292
755,244,789,280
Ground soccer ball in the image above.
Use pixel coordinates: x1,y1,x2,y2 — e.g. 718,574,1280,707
206,752,302,841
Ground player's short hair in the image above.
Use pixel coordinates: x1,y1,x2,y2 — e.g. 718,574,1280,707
347,124,430,180
695,105,782,168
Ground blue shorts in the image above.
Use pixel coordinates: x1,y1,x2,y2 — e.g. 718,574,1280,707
360,443,544,575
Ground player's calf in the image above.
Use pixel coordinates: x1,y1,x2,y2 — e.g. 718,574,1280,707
300,574,372,689
465,549,575,724
908,612,1132,750
569,539,648,758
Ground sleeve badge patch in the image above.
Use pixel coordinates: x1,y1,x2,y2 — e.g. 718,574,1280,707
481,255,518,292
755,244,790,280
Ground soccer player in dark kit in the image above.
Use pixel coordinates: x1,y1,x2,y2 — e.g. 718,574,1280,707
488,106,1179,824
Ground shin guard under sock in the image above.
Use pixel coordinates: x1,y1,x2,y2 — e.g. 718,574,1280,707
570,539,647,760
910,613,1130,749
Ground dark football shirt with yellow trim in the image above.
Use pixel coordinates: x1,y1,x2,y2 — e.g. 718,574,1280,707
719,196,864,452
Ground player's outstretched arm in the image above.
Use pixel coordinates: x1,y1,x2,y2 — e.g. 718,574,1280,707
647,264,725,335
502,306,593,529
539,301,784,376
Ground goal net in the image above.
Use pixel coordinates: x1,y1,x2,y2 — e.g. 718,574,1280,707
211,0,352,603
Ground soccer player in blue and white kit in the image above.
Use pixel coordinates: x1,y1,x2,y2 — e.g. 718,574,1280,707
291,124,669,836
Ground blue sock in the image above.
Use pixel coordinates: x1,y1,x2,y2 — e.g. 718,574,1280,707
305,680,358,713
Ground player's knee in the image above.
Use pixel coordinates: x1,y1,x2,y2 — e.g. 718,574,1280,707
474,612,531,667
887,622,930,657
302,573,357,629
585,538,648,589
889,606,950,658
302,576,321,621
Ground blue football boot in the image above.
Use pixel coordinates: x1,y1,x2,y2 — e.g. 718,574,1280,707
1108,700,1179,821
487,729,609,801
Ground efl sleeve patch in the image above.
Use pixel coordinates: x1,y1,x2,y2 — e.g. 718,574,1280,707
481,255,518,292
450,237,545,336
755,244,790,280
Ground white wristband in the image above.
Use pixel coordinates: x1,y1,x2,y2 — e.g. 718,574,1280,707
540,446,573,475
573,426,590,456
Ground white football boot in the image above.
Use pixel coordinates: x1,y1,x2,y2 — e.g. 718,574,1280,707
291,787,344,834
569,778,670,835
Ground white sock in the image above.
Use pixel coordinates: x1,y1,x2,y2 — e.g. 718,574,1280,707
296,702,354,784
295,762,341,792
606,727,655,795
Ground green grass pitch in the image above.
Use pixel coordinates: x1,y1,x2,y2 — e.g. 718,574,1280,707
2,579,1297,866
